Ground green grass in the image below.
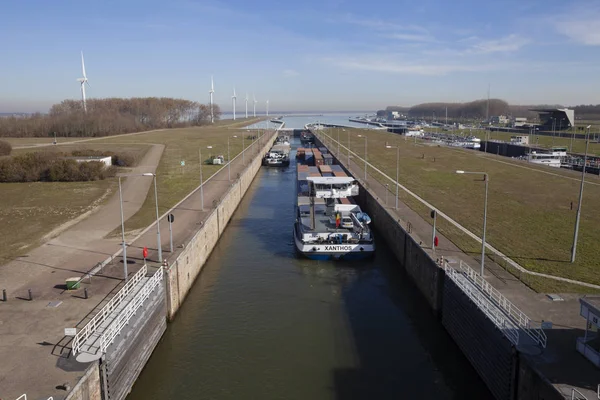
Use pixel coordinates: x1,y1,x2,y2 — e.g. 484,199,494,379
323,127,600,293
94,117,267,234
0,180,117,264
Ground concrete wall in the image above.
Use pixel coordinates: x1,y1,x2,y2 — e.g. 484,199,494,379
443,277,518,400
516,357,565,400
312,133,560,400
165,133,276,319
64,363,102,400
356,183,444,313
102,283,167,400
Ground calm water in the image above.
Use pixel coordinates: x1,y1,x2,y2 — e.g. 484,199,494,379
127,139,491,400
243,113,381,130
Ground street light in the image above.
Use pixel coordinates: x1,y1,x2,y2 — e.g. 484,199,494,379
385,143,400,210
571,125,592,263
118,172,162,279
199,145,213,211
228,135,238,181
357,134,368,181
456,170,489,276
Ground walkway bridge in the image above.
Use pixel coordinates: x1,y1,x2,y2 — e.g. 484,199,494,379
444,259,547,351
72,265,164,363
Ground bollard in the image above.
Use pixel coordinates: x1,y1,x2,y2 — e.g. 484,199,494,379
28,289,33,301
2,289,6,302
84,288,88,299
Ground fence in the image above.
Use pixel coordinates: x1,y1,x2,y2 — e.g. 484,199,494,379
72,265,148,355
445,260,547,348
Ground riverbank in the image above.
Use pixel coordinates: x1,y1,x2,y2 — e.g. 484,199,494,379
312,130,597,399
0,129,277,400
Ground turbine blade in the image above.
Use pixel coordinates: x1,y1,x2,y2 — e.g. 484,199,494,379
81,51,87,79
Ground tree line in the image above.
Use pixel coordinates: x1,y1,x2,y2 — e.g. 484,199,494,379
382,101,600,121
0,97,223,138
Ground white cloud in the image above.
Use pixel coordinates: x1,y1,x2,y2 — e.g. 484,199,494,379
340,14,430,35
283,69,300,77
467,34,529,53
383,33,436,43
322,57,502,75
556,17,600,45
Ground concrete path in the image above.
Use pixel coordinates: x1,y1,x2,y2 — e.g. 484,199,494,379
0,143,164,293
0,132,275,400
320,133,600,399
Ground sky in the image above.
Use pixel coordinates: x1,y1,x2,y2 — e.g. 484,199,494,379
1,0,600,112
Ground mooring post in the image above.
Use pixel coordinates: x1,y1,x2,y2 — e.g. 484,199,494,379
28,289,33,301
84,288,89,299
2,289,6,302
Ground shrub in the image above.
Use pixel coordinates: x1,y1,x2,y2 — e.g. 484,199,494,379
111,152,136,167
0,152,115,182
0,140,11,156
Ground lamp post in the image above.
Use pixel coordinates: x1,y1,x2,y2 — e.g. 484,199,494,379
357,134,368,181
243,130,248,165
149,173,162,263
347,129,350,166
571,125,592,263
228,135,238,181
385,143,400,210
200,145,213,211
456,170,489,276
118,172,162,278
552,118,556,147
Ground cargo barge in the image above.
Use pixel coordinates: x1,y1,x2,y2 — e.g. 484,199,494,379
293,146,375,260
262,135,291,167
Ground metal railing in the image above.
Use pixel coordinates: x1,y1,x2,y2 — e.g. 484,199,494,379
571,387,589,399
73,265,148,355
445,264,520,346
99,266,163,354
456,260,547,348
446,260,547,348
15,396,53,400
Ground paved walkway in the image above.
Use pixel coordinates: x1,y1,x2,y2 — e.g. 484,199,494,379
0,131,275,400
319,132,599,399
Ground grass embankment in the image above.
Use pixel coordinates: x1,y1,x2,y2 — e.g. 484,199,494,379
94,117,266,235
0,180,117,264
324,127,600,293
0,118,265,264
0,143,150,264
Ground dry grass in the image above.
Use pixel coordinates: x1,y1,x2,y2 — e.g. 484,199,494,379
0,180,116,264
0,117,264,264
93,118,266,233
324,127,600,292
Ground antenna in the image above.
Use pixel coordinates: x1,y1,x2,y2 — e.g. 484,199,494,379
486,83,490,122
209,76,215,123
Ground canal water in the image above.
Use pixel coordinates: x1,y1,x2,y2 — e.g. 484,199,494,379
128,139,492,400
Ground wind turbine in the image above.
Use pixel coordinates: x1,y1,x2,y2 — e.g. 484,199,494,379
253,94,257,117
245,93,248,118
77,51,90,113
232,87,237,120
266,99,269,117
209,76,215,124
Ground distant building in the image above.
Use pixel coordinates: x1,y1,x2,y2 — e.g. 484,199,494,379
529,108,575,130
510,135,529,145
513,117,528,128
65,156,112,169
490,115,510,124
